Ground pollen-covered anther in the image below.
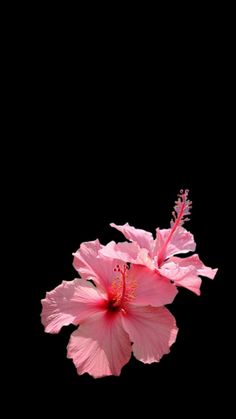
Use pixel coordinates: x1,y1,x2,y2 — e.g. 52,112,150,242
124,275,137,302
110,263,136,308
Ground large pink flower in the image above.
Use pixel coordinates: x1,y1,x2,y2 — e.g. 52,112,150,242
41,240,178,378
100,190,218,295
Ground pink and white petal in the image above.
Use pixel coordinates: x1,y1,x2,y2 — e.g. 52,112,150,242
99,241,141,263
158,260,195,281
73,240,116,291
73,240,101,277
41,279,105,334
110,222,154,255
160,255,217,294
135,248,157,269
171,254,218,280
122,306,178,364
173,274,202,295
158,259,202,295
99,241,153,269
67,311,131,378
155,227,196,260
129,265,178,307
166,255,217,280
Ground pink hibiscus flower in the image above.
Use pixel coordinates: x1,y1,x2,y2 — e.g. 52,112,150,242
41,240,178,378
100,190,218,295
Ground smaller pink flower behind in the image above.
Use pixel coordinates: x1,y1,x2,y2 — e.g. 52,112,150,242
41,241,178,378
100,190,218,295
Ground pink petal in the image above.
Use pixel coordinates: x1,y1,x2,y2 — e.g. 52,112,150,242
67,312,131,378
155,226,196,260
73,239,101,273
99,241,140,262
129,265,178,307
110,222,154,255
99,241,152,267
41,279,105,333
122,306,178,364
73,240,116,291
172,274,202,295
159,255,217,295
172,254,218,280
159,260,196,281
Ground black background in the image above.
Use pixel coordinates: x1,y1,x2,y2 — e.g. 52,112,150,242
12,11,232,415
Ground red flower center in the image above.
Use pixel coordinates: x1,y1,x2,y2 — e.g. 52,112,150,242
107,264,136,311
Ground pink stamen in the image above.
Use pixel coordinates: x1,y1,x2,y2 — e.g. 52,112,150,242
119,264,127,305
112,264,128,307
157,189,192,266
